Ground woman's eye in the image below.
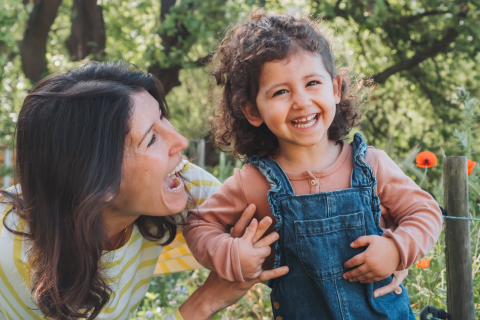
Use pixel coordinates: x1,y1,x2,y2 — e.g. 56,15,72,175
307,80,320,86
273,89,288,97
147,134,157,147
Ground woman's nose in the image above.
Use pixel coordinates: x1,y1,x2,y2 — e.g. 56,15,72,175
168,126,189,156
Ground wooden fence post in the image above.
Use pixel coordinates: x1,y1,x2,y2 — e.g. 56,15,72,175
444,156,475,320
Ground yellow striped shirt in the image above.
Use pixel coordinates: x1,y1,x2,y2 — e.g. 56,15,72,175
0,160,221,320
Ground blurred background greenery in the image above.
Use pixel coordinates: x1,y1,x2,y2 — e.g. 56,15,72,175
1,0,479,318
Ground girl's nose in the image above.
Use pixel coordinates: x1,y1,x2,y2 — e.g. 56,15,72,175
291,89,311,109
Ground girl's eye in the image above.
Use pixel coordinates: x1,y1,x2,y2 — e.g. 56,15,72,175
307,80,320,86
147,134,157,147
273,89,288,97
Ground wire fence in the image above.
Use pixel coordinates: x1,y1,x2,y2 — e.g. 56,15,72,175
412,211,478,320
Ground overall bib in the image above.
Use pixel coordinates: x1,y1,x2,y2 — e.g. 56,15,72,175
247,133,415,320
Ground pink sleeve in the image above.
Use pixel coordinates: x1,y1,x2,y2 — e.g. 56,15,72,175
183,169,248,282
371,149,442,269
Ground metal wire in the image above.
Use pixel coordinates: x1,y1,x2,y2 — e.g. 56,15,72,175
443,215,480,222
413,311,444,320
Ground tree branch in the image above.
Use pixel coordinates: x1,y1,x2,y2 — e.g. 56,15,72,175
21,0,63,84
65,0,106,61
149,0,196,95
392,10,451,26
370,27,459,85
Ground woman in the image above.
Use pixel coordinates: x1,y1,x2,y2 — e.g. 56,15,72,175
0,62,287,320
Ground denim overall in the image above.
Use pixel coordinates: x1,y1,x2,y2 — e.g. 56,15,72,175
246,133,415,320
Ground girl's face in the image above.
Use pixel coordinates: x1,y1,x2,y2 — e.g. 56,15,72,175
246,52,342,153
111,91,189,218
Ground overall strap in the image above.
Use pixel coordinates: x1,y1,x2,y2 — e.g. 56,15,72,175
246,156,295,197
350,132,383,235
246,156,294,275
350,132,376,189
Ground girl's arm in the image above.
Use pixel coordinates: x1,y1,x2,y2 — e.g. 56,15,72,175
373,149,442,269
183,169,251,282
343,149,442,284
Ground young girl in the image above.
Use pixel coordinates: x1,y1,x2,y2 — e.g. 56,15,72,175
183,12,442,319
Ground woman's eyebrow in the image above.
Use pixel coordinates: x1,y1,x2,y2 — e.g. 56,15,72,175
138,124,154,147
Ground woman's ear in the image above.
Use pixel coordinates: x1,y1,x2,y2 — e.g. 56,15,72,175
333,75,343,104
243,102,264,127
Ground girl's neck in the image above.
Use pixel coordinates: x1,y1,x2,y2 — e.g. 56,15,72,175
273,138,343,174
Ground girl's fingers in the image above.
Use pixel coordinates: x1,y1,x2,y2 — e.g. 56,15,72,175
252,216,273,243
253,231,278,248
258,266,289,282
373,273,402,298
343,252,366,270
255,246,271,258
231,204,256,238
350,235,375,248
343,264,369,280
351,271,375,282
241,218,258,242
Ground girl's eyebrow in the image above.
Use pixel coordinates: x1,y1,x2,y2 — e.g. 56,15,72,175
304,73,325,79
265,73,326,95
266,82,288,95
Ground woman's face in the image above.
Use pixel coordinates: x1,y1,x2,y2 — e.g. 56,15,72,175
112,90,189,217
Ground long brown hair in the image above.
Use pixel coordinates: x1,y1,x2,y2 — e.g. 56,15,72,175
211,11,359,158
2,62,177,319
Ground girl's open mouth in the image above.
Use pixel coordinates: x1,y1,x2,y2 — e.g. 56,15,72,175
291,113,318,129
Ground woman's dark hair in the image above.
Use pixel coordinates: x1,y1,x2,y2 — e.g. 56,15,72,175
211,11,359,158
1,62,177,319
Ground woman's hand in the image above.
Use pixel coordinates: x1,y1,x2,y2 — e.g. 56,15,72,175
178,204,288,319
179,267,288,320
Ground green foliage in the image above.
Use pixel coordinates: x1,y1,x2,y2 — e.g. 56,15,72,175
2,0,480,318
167,67,213,140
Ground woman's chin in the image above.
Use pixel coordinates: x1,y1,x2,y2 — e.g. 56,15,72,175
162,189,188,215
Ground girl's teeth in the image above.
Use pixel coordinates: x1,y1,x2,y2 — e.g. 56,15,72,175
292,115,317,128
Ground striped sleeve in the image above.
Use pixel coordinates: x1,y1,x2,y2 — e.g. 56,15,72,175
164,308,184,320
153,160,221,276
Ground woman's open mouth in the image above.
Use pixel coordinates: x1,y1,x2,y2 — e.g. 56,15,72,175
291,113,318,129
163,162,185,192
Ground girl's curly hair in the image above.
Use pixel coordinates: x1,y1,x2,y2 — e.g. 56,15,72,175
211,11,359,158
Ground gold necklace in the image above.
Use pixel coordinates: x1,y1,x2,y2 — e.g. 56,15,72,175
114,226,128,250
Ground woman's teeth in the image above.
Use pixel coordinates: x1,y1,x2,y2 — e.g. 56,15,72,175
166,161,185,191
168,161,185,176
291,114,318,128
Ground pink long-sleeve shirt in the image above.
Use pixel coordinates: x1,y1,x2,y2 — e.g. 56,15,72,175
184,141,442,282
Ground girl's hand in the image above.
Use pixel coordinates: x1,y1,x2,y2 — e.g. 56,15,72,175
342,235,401,290
179,204,289,319
373,269,408,298
236,205,278,280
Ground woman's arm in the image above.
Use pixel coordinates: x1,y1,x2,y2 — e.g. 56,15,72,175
179,206,288,320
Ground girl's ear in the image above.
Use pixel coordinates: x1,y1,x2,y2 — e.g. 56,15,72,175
243,103,264,127
333,75,342,104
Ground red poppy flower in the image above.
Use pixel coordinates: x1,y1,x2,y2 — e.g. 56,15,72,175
468,159,476,175
416,151,437,168
416,258,431,270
